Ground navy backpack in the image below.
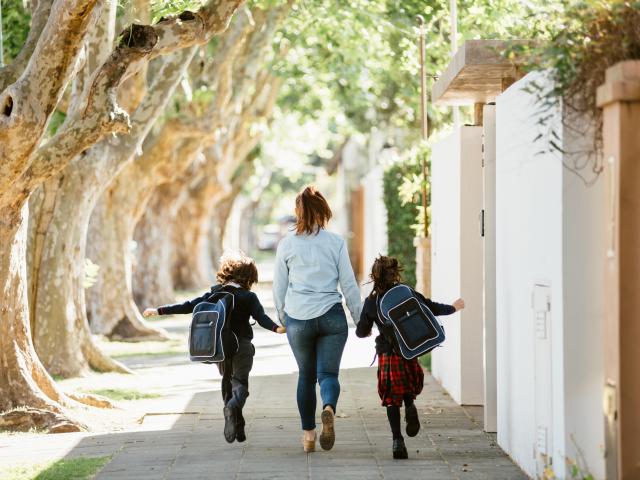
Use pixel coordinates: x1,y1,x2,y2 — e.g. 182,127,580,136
189,287,238,363
377,284,446,359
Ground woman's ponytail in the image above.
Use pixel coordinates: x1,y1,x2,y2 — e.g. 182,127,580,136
295,185,332,235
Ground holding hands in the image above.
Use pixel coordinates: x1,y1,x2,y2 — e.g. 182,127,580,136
276,326,287,334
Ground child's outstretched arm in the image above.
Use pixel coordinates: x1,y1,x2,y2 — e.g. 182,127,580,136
249,292,286,334
142,290,211,317
414,290,465,316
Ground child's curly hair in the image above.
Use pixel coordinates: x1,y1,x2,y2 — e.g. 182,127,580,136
216,252,258,290
370,255,403,296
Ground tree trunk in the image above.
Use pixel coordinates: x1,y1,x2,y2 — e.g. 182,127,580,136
86,196,170,341
133,182,188,308
87,132,205,337
0,0,153,429
31,49,198,377
31,166,131,378
208,178,245,267
171,181,220,290
0,203,102,432
0,205,66,413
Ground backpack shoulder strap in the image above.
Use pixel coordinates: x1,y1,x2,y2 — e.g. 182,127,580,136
206,286,235,310
373,292,401,354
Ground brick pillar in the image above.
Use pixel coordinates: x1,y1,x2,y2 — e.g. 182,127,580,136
597,60,640,480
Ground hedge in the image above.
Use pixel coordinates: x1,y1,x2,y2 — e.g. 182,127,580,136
382,159,422,287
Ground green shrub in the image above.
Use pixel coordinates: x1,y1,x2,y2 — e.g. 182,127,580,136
418,353,431,372
383,158,421,287
382,143,430,287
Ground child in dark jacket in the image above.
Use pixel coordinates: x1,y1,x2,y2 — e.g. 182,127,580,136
143,253,286,444
356,255,464,459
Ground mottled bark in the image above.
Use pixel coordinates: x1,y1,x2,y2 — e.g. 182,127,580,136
221,174,247,239
117,0,150,112
31,50,196,377
0,0,271,426
98,12,257,313
85,197,170,341
0,0,54,91
0,0,106,430
23,0,246,192
133,181,189,308
172,68,280,289
32,173,132,377
173,136,258,287
171,180,220,290
208,172,246,265
0,205,106,431
0,206,65,413
86,130,204,338
0,0,101,178
25,0,246,359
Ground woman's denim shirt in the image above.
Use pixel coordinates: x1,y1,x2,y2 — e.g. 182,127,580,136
273,229,362,324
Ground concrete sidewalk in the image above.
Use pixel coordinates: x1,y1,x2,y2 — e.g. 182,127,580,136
0,273,527,479
0,367,526,480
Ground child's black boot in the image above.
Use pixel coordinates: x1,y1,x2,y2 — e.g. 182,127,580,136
223,406,237,443
235,409,247,443
405,402,420,437
392,437,408,459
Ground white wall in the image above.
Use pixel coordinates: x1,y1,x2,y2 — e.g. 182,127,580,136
561,118,605,479
432,130,462,402
496,71,565,477
431,126,484,405
483,104,498,432
495,71,605,479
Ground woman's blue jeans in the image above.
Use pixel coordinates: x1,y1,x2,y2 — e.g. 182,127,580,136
286,303,348,430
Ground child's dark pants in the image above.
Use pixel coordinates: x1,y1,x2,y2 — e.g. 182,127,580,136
217,338,255,410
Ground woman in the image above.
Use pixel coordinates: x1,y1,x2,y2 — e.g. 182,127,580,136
273,186,361,453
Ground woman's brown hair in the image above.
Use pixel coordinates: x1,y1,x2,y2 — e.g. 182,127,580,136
370,255,403,296
216,253,258,290
294,185,332,235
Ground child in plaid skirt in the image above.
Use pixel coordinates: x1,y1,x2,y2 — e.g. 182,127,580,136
356,255,464,459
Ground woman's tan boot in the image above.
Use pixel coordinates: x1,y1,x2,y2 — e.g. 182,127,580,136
302,430,316,452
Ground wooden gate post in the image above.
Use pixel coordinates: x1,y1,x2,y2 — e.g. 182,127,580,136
597,60,640,480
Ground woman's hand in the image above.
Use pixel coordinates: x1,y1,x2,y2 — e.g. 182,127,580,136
452,298,465,311
143,308,158,317
276,326,287,334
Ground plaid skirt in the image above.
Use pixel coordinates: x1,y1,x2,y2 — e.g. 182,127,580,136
377,352,424,407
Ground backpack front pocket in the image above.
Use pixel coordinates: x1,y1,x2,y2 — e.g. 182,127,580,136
388,298,438,350
190,311,219,357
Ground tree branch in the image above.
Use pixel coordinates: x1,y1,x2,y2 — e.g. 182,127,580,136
22,28,161,191
22,0,246,192
0,0,55,92
0,0,102,190
124,0,245,69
